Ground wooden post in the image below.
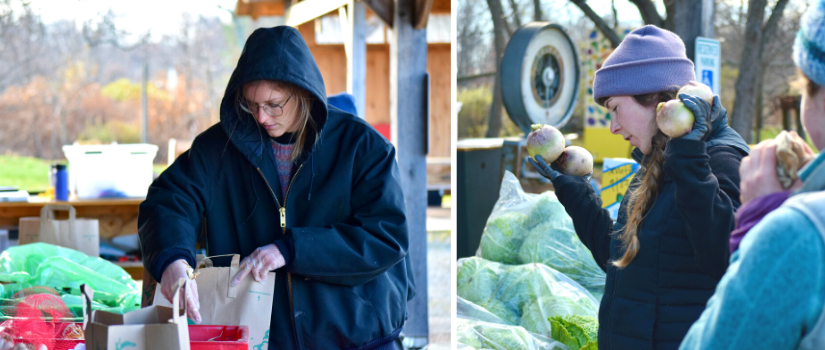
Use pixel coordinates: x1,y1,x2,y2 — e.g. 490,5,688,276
390,0,429,344
346,0,367,118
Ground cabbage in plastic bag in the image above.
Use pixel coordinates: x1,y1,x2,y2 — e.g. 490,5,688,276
456,317,569,350
457,257,598,326
549,315,599,350
457,257,499,305
476,171,606,298
518,226,605,297
480,212,529,264
519,292,598,337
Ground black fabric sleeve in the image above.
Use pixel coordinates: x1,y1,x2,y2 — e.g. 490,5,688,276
139,135,214,282
551,175,615,272
273,235,295,266
287,143,408,287
663,139,743,279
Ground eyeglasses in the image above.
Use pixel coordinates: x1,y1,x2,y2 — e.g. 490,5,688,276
239,95,291,117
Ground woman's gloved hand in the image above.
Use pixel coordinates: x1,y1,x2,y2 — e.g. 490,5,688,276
527,155,592,182
161,259,201,324
232,244,285,286
679,94,725,142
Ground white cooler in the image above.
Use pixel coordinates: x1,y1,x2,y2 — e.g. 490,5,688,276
62,143,159,199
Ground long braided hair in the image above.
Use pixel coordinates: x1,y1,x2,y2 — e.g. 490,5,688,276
601,89,678,268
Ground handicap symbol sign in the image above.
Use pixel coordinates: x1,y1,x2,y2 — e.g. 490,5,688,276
702,70,714,92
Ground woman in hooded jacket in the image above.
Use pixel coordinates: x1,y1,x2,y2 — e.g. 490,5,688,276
528,25,749,350
139,26,414,350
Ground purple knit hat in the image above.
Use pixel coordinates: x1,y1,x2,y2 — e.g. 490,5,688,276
593,25,695,106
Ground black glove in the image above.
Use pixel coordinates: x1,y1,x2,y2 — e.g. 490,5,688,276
679,94,724,142
528,155,592,182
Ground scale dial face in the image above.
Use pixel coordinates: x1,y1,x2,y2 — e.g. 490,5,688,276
530,46,563,108
520,27,578,127
502,23,580,132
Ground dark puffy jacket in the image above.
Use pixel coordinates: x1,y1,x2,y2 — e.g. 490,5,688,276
551,116,749,350
139,26,414,350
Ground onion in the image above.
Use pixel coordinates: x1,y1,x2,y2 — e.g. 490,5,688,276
526,124,565,163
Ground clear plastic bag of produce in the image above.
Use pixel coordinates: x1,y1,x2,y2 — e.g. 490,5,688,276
0,243,141,311
456,316,570,350
477,171,606,299
457,257,599,347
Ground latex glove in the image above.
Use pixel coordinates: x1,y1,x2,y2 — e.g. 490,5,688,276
161,259,201,324
739,140,804,205
232,244,285,286
527,155,592,182
679,94,724,142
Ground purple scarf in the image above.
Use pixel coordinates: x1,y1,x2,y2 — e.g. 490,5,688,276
730,191,792,253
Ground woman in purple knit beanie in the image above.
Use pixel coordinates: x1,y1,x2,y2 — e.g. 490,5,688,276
529,25,750,350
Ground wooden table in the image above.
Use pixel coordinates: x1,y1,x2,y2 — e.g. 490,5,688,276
0,197,143,239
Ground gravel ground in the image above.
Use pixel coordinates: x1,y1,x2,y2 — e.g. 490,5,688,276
425,207,452,350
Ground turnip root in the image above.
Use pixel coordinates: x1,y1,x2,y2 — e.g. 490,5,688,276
526,124,565,164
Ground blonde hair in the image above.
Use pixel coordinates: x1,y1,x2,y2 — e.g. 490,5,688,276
235,80,318,162
609,90,677,268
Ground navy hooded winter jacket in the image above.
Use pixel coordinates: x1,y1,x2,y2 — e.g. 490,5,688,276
138,26,414,349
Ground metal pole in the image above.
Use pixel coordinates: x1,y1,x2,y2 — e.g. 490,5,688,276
142,63,149,144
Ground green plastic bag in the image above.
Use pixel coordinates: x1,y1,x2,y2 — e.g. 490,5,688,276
0,243,140,308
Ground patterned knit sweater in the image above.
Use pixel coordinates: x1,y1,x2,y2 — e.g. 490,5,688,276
271,133,296,199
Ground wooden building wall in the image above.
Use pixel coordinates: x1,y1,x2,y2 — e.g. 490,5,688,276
296,21,450,159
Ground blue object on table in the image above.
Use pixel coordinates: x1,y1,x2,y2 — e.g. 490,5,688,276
54,164,68,201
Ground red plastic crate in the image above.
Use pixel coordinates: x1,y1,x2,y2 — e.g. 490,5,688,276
4,323,248,350
190,325,249,350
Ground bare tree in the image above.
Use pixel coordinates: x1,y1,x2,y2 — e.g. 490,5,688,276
484,0,509,137
730,0,789,143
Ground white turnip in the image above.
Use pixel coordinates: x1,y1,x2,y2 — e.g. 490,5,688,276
526,124,565,164
556,146,594,176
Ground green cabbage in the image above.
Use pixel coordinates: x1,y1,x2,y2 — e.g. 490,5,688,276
479,212,529,264
519,293,598,337
548,315,598,350
495,263,559,313
457,257,499,305
517,225,606,298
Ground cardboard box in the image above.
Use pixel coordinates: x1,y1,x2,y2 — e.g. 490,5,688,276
83,280,190,350
19,204,99,257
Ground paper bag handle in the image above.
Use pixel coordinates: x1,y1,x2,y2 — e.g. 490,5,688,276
40,204,77,221
80,284,94,331
228,254,241,298
40,204,78,243
170,278,187,324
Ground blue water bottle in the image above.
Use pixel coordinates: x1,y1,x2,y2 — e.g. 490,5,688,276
55,164,68,201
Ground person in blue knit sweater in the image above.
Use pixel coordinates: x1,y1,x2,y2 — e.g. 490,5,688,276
680,1,825,349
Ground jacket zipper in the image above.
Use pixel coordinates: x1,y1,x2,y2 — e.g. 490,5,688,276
256,164,304,349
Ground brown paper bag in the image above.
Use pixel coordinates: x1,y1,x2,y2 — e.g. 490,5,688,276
84,279,191,350
154,254,275,350
19,204,100,257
